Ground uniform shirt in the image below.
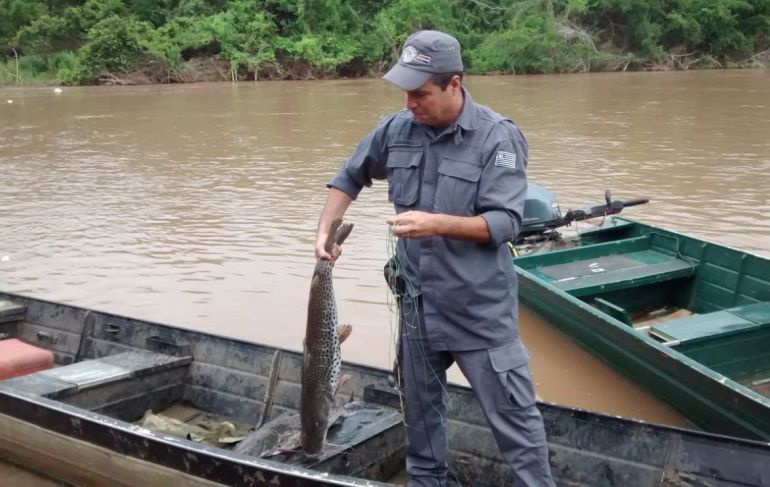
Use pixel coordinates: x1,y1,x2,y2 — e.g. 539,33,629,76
328,88,528,351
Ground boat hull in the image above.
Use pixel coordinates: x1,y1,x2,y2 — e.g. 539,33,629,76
515,217,770,441
1,290,769,485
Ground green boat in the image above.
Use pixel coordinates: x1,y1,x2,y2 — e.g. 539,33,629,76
512,187,770,441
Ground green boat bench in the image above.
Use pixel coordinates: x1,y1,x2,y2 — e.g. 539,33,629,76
649,302,770,395
517,235,698,298
650,302,770,347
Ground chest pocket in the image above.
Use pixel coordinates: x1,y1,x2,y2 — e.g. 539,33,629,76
386,146,422,208
434,156,482,215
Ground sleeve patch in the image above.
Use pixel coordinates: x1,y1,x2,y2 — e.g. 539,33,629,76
494,151,517,169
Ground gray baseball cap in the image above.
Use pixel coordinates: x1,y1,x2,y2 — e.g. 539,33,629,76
383,30,463,91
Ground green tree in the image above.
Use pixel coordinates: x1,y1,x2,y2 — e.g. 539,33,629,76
73,14,152,81
0,0,49,51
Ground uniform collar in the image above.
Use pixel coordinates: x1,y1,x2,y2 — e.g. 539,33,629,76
421,87,477,144
455,87,478,132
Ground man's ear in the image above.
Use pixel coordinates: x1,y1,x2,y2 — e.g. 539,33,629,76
450,75,462,95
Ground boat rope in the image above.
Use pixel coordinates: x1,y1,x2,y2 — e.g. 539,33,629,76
649,231,699,267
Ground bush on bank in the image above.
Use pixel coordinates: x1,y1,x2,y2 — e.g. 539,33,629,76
1,0,768,85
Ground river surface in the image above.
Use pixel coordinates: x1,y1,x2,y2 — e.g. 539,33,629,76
2,70,769,427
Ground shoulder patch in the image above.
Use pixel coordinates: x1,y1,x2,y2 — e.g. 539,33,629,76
495,151,517,169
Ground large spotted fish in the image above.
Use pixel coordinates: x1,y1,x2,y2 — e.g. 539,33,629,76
234,220,353,458
301,218,354,455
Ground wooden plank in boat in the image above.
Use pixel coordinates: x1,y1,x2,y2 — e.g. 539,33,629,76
0,412,225,487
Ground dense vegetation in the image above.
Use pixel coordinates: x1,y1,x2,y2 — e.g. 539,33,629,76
1,0,769,85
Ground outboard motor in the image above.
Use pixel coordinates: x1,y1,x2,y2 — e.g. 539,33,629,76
520,183,563,239
517,183,649,244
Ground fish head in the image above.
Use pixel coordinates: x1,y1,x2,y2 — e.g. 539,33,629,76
300,392,333,455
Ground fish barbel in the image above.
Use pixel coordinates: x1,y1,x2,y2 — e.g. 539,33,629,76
301,218,354,455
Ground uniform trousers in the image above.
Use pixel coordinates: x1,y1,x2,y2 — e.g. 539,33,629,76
399,297,554,486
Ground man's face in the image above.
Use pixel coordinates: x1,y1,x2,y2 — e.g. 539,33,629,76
404,76,462,127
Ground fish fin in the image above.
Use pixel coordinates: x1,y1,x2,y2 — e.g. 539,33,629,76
260,431,302,458
334,373,351,395
278,444,304,455
337,324,352,343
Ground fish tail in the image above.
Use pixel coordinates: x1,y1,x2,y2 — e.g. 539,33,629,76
334,221,354,246
324,218,342,254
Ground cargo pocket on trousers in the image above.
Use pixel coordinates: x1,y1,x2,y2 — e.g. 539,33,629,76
489,341,536,411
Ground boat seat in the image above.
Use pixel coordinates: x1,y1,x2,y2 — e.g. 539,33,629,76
1,350,192,399
535,249,696,297
650,302,770,346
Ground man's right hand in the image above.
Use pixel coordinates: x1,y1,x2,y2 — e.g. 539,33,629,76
315,231,342,261
315,188,353,261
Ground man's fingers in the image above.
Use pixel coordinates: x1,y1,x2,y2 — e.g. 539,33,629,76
391,226,411,238
387,219,410,238
387,211,414,226
316,248,332,260
317,244,342,261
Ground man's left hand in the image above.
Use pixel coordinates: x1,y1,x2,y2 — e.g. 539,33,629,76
387,211,439,239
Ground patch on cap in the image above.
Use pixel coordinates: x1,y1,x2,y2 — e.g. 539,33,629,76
402,45,432,65
402,46,418,63
414,53,432,65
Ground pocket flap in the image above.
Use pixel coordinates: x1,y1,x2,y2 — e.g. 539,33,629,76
489,340,530,372
387,150,422,169
438,159,482,182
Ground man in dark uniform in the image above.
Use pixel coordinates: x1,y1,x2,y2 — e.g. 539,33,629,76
314,30,554,486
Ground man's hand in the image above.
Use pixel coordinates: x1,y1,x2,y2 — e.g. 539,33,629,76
387,211,439,239
387,211,492,243
315,231,342,261
315,188,353,261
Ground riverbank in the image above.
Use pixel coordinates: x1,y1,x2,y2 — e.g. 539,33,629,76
2,0,769,87
2,51,769,87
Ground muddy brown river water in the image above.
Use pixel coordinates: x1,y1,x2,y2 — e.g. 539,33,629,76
2,71,769,430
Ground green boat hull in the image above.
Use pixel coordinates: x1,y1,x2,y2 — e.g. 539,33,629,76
515,217,770,440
